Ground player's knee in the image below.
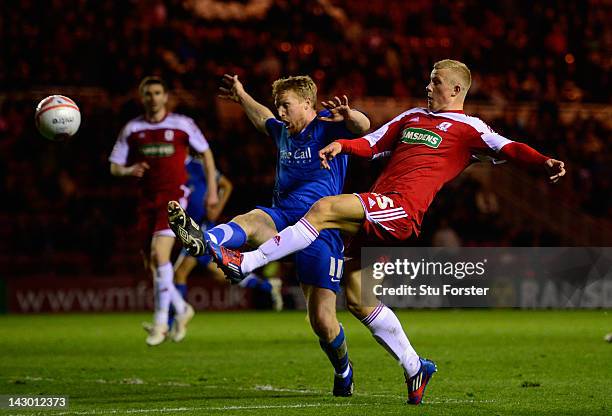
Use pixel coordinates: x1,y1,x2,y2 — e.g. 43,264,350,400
306,197,334,228
149,250,161,268
309,307,338,341
233,209,268,238
231,213,252,234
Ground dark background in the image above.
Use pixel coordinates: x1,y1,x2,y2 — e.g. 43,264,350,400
0,0,610,280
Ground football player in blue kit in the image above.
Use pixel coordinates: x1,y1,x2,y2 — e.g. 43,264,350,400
169,74,370,396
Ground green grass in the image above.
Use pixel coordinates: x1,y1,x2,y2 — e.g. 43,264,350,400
0,310,610,415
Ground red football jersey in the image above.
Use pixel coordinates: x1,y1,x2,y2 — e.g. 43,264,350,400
109,113,209,195
363,108,513,232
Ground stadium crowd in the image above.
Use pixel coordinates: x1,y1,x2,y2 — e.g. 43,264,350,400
4,0,610,102
0,0,610,276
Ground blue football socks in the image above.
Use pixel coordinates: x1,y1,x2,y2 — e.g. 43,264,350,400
168,284,188,328
238,273,272,292
205,222,247,248
319,325,350,377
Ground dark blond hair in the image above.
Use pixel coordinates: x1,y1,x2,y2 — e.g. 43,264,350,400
433,59,472,93
272,75,317,109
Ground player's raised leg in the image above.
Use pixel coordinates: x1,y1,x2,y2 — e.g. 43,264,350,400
343,264,436,405
168,202,278,256
208,194,365,281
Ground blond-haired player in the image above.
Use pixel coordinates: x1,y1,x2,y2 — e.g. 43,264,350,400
169,73,370,396
184,60,566,404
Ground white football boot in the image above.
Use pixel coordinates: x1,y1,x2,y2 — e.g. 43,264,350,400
170,303,195,342
145,323,169,346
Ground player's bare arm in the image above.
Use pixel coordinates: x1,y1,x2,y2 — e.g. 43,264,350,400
318,95,370,134
200,149,220,207
110,161,150,178
218,74,274,135
207,175,233,222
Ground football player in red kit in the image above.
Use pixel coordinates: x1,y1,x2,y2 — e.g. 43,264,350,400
177,60,566,404
109,76,219,346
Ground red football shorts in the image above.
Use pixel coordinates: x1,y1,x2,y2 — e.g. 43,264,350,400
137,186,190,249
354,192,416,242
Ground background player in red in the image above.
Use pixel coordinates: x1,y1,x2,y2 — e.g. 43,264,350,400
202,59,566,405
109,76,219,346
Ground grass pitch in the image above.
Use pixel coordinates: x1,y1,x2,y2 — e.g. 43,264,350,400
0,310,610,415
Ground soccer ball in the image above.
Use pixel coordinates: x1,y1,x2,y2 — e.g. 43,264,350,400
35,95,81,141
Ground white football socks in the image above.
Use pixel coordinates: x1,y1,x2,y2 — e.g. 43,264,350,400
363,303,421,377
154,262,186,325
241,218,319,274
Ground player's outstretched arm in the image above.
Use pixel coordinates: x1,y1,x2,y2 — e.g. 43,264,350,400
498,142,566,183
218,74,274,135
318,95,370,134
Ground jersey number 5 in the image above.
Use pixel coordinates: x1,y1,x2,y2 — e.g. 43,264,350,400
375,194,395,210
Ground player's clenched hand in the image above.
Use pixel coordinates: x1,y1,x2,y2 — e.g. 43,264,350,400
545,159,566,183
218,74,245,102
318,95,352,122
128,162,150,178
319,141,343,170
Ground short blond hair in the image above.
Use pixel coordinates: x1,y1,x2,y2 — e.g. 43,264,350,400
272,75,317,109
433,59,472,93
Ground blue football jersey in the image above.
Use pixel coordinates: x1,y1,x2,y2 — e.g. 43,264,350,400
265,110,359,209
